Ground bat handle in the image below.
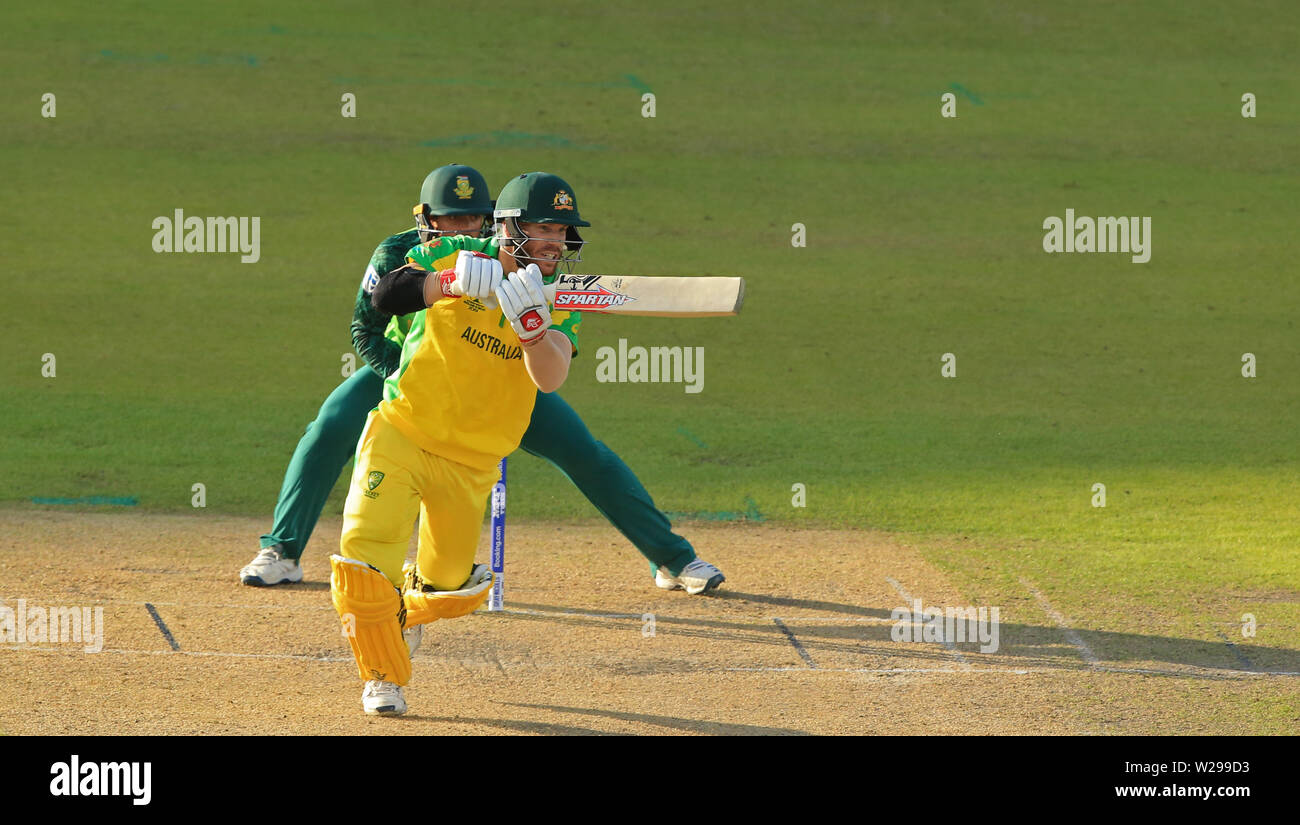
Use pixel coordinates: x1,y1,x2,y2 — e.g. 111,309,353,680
436,268,502,309
440,268,558,308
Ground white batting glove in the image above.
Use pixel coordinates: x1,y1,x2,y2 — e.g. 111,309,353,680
453,250,503,300
495,264,552,345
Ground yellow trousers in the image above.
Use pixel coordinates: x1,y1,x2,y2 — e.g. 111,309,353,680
341,410,498,590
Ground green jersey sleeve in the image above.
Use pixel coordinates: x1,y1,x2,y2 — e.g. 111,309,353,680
403,234,496,271
351,228,421,377
552,308,582,356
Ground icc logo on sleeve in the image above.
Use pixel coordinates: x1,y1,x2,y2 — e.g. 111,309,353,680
362,265,380,294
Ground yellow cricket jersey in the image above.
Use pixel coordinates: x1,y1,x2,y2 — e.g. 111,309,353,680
378,236,581,470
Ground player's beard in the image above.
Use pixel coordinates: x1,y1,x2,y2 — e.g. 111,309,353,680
521,242,563,276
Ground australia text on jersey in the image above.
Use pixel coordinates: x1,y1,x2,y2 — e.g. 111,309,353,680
461,326,522,361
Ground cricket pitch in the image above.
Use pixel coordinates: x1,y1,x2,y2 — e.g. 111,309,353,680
1,510,1295,735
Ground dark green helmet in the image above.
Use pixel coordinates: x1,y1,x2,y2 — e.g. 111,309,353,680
414,164,493,240
419,164,492,215
494,172,590,263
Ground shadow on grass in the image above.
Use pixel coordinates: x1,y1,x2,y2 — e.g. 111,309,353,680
494,701,810,735
506,595,1300,678
393,716,615,735
271,580,331,592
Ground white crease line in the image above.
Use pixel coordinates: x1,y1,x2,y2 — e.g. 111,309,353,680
769,617,895,624
727,665,1299,678
0,598,891,623
0,596,333,612
885,576,972,669
1089,664,1299,678
0,645,351,663
501,608,897,625
1,647,1294,678
500,608,642,620
105,648,353,663
1020,578,1101,666
727,666,1028,674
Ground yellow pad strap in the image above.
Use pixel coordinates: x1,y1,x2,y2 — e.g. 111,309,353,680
404,564,493,625
331,555,412,686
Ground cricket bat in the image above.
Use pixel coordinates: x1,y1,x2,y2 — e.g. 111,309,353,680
437,270,745,317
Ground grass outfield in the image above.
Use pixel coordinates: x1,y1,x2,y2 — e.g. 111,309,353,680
2,2,1298,644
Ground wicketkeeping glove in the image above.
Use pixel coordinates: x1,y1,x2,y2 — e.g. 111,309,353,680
494,264,552,345
452,250,503,300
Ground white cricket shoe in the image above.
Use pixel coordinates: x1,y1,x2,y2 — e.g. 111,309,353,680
362,680,407,716
239,546,303,587
655,559,726,595
403,624,423,659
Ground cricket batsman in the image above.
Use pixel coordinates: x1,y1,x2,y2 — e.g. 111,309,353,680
334,172,589,714
240,164,724,599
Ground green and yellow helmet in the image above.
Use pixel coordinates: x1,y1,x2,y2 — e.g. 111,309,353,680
493,172,590,265
413,164,493,240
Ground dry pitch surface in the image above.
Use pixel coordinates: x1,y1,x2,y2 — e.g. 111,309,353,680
1,511,1295,736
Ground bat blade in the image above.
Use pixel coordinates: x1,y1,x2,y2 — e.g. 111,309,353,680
438,270,745,317
546,275,745,317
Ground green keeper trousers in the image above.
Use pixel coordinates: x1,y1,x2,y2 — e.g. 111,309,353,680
260,365,696,576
